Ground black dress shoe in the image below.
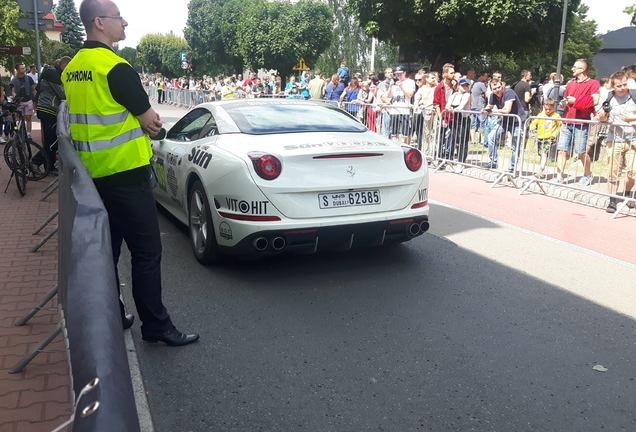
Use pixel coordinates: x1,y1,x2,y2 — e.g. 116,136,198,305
122,313,135,330
142,328,200,346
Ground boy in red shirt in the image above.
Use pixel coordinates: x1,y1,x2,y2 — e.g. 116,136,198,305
554,59,600,185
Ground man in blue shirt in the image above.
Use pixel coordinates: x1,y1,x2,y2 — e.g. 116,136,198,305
484,80,523,171
324,74,344,104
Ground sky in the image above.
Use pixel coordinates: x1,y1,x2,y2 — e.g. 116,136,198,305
69,0,634,49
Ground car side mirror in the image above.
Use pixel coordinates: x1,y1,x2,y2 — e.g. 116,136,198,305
150,128,167,141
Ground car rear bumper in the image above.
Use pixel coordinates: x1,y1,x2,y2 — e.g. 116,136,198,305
218,216,429,257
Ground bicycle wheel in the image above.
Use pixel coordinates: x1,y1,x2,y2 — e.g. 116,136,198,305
15,168,27,196
26,141,50,181
10,144,27,196
3,139,18,171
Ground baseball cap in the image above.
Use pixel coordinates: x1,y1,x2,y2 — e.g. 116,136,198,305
459,78,470,86
394,65,405,73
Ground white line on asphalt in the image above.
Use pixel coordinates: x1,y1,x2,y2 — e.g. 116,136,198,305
125,331,155,432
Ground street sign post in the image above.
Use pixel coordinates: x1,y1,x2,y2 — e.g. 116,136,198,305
16,0,52,14
15,0,54,71
292,58,310,71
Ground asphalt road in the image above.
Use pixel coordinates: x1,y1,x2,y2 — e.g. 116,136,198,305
120,202,636,432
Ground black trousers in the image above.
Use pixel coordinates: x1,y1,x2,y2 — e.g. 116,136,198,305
95,180,172,333
38,111,58,167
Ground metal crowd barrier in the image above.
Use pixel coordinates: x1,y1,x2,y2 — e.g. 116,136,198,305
432,108,524,187
142,84,634,218
517,116,636,217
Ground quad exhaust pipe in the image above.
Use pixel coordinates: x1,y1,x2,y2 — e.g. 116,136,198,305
271,236,286,251
419,221,430,233
253,236,287,252
253,237,269,251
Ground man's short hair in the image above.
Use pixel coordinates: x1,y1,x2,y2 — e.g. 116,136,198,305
610,70,627,86
520,69,530,79
442,63,454,75
575,58,589,72
79,0,106,31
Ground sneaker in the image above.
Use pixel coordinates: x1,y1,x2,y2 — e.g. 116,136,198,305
606,198,618,213
454,165,464,174
621,191,636,209
534,172,546,179
486,161,497,169
577,175,593,186
550,176,563,184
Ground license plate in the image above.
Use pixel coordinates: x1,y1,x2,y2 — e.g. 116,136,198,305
319,190,381,209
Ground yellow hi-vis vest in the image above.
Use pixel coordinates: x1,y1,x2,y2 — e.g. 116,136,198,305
62,47,151,179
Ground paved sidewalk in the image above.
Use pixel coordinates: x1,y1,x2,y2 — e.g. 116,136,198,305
0,122,71,432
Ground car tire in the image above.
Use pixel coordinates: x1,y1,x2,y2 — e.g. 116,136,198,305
188,180,223,265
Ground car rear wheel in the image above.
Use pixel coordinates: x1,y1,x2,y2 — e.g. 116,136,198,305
188,180,223,265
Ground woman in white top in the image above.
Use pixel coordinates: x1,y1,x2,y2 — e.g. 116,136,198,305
445,79,472,164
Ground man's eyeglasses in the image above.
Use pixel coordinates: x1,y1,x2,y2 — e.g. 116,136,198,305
94,15,125,22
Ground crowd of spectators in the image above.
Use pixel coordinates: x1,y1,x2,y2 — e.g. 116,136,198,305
140,61,636,212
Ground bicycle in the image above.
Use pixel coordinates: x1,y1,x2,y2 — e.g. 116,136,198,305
2,98,50,196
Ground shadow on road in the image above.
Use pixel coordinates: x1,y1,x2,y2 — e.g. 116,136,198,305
123,203,635,432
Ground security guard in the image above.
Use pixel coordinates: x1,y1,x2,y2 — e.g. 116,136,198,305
64,0,198,346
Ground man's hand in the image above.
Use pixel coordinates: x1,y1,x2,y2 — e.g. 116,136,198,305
620,112,636,123
137,108,162,136
566,96,576,105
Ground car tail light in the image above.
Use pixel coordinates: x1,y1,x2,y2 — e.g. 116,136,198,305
248,152,282,180
403,147,422,172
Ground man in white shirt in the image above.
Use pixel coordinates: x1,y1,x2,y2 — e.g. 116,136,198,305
384,65,415,142
27,64,39,85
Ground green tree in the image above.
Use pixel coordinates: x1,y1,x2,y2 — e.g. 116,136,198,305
184,0,246,76
315,0,398,76
41,36,76,65
54,0,85,49
460,4,602,82
236,0,333,81
118,47,140,72
625,4,636,26
348,0,580,71
0,0,27,70
137,33,188,77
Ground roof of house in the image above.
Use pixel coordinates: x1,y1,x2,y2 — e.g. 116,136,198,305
43,12,64,30
600,26,636,51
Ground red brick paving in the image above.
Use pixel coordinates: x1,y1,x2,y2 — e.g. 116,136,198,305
0,122,72,431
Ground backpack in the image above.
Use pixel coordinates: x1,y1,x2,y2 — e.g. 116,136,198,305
603,89,636,107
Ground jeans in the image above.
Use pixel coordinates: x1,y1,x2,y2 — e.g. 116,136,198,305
470,108,486,133
381,112,391,138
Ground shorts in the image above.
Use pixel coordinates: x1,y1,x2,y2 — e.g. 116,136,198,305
556,123,588,154
17,100,34,116
607,140,636,183
537,138,556,155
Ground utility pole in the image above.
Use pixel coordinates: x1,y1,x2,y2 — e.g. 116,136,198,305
370,37,376,74
554,0,568,98
32,0,42,71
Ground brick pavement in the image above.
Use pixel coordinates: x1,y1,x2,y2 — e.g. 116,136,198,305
0,122,72,432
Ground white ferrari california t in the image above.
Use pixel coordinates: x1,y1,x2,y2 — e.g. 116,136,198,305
150,99,429,264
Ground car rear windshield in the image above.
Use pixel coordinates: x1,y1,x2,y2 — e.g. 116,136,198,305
222,102,367,135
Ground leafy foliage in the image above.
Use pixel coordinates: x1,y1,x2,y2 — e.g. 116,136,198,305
117,47,140,72
184,0,245,76
0,0,28,69
54,0,85,49
348,0,583,71
625,4,636,26
137,33,188,78
314,0,398,76
460,4,602,82
184,0,333,78
41,36,76,65
235,0,333,79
